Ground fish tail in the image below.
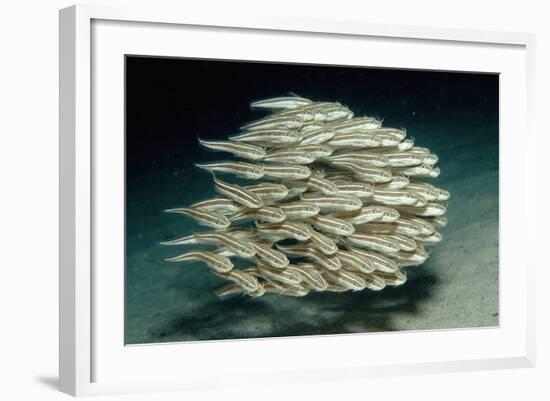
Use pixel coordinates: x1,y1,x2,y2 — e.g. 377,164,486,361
160,234,195,246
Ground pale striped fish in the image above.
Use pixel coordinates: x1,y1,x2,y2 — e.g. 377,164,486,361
262,164,311,180
299,120,325,134
265,282,310,297
347,233,401,255
308,214,355,236
393,203,446,217
413,230,443,245
213,269,260,292
298,128,335,145
371,189,423,206
425,216,447,227
399,216,435,235
190,198,242,214
373,270,407,286
376,175,410,190
212,175,263,209
215,282,266,298
408,146,431,155
279,202,320,219
279,185,309,201
333,206,386,224
314,106,354,122
229,206,286,223
293,144,334,158
256,263,303,285
250,96,312,110
298,101,342,111
355,272,386,290
346,245,399,273
364,128,407,142
243,182,289,202
164,207,230,229
287,175,338,195
422,153,439,165
198,138,266,160
229,129,302,145
396,247,429,266
334,182,374,198
164,251,233,273
325,152,390,167
300,193,362,212
195,161,264,180
383,152,424,167
241,116,303,131
276,244,342,271
250,242,289,268
274,108,316,121
393,164,438,178
383,234,418,252
161,232,256,258
329,117,382,133
328,133,381,148
335,250,375,273
404,184,439,202
324,269,366,291
263,149,316,165
308,230,338,255
287,264,328,290
332,162,393,183
256,221,312,241
378,133,403,147
435,188,451,201
357,219,423,236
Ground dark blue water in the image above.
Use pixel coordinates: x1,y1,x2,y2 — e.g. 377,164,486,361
125,56,499,344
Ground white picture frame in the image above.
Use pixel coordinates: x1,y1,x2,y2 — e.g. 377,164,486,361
59,4,536,397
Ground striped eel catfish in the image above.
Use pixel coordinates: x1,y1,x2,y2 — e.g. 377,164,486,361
307,230,339,255
255,221,312,241
299,193,362,212
195,161,264,180
212,269,260,293
262,164,311,180
164,251,233,273
307,214,355,236
161,232,256,258
164,207,230,229
190,197,242,214
198,138,266,160
372,270,407,286
323,269,366,291
278,202,321,219
286,264,328,291
241,115,304,131
243,182,289,202
212,175,263,209
250,95,313,110
263,149,316,165
229,206,286,224
335,249,375,273
287,175,339,195
276,244,342,271
229,129,302,145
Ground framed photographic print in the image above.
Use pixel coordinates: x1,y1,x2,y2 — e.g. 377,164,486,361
59,4,536,397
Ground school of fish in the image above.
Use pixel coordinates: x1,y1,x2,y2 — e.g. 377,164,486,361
162,95,449,298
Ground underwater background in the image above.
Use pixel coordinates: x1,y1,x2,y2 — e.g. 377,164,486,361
125,56,499,344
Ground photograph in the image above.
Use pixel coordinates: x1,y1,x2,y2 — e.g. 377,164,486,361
124,56,499,344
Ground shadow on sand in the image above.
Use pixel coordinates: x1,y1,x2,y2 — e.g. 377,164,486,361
149,268,438,343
